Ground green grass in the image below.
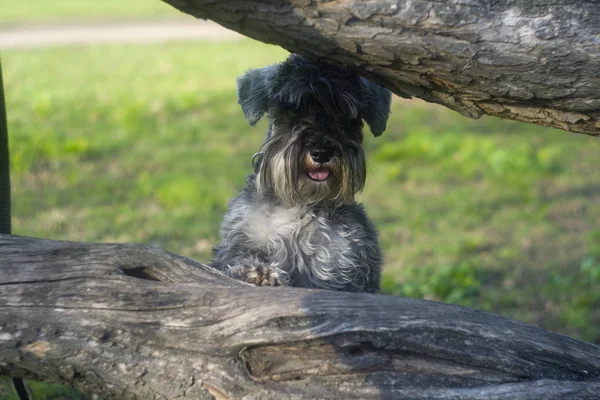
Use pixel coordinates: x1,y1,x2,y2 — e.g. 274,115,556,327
3,3,600,398
3,37,600,400
5,40,600,345
5,41,287,250
0,0,185,24
0,377,88,400
2,28,600,335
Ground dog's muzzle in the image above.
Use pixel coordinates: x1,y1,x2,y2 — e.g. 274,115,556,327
306,146,335,182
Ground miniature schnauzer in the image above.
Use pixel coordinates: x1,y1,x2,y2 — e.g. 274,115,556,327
211,54,391,293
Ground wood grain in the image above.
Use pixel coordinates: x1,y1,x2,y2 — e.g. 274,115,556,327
1,234,599,398
161,0,600,136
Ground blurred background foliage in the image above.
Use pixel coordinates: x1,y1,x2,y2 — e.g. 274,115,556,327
1,0,600,398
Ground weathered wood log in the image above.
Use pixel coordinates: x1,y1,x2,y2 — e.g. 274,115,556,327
1,234,600,399
161,0,600,137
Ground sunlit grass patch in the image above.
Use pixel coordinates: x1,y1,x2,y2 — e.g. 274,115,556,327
0,0,184,23
4,40,600,344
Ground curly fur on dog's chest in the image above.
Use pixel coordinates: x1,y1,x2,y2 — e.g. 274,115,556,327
243,204,348,276
212,177,381,292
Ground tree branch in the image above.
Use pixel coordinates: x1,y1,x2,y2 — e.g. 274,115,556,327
1,234,599,399
161,0,600,137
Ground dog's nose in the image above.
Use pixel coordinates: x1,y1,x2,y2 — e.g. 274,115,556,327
310,147,334,163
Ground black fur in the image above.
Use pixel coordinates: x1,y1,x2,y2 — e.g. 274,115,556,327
236,54,392,136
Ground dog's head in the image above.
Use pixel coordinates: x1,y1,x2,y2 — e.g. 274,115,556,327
237,54,392,206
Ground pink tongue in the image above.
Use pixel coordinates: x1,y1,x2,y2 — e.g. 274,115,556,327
309,169,330,181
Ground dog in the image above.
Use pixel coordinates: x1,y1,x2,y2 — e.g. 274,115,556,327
211,54,391,293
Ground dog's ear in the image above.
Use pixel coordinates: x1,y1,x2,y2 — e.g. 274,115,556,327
236,67,276,126
361,78,392,137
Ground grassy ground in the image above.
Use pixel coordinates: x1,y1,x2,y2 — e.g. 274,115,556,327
4,40,600,345
0,378,88,400
0,0,184,24
3,4,600,400
2,40,600,400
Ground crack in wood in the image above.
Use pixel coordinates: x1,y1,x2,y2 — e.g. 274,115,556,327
240,340,528,384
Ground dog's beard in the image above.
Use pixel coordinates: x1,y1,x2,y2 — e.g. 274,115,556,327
256,134,366,207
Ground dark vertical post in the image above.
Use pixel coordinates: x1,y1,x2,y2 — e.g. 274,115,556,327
0,57,29,400
0,58,10,234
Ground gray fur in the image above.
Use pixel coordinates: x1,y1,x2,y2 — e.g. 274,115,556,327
236,66,277,126
212,55,389,293
212,178,382,292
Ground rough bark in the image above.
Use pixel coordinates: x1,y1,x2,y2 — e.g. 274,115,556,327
1,234,600,399
161,0,600,137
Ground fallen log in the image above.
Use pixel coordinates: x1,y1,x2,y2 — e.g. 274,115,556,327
1,234,599,399
161,0,600,136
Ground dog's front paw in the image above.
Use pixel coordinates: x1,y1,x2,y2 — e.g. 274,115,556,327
228,264,286,287
245,264,284,286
